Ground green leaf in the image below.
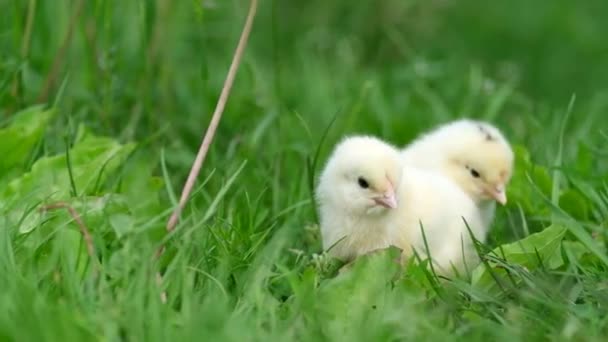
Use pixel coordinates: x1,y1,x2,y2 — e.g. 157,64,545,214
316,247,402,318
108,213,134,238
113,150,164,219
1,131,136,233
18,194,133,240
15,193,136,279
0,105,54,182
55,226,91,279
471,225,567,294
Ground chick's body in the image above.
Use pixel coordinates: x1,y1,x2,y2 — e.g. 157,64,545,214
318,201,399,261
395,166,484,274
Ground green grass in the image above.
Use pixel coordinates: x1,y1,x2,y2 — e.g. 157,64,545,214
1,0,608,341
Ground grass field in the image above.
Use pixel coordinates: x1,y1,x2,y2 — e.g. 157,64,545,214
1,0,608,340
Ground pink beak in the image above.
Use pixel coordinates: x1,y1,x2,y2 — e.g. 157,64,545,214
374,188,398,209
490,186,507,205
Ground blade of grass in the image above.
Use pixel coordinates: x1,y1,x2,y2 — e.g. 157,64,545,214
202,160,247,223
551,94,576,208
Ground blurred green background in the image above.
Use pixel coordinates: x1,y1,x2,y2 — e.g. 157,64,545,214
3,0,605,183
1,0,608,340
3,0,608,144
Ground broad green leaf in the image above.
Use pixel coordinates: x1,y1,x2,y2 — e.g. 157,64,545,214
18,194,133,241
1,131,136,233
471,225,567,294
55,226,91,279
109,213,135,239
15,194,135,279
0,105,54,182
114,152,164,218
315,247,402,321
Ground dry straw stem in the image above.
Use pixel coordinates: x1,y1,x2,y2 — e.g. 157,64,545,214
166,0,259,232
156,0,259,303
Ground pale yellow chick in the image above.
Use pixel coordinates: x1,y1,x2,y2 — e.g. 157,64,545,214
401,119,514,227
316,135,403,262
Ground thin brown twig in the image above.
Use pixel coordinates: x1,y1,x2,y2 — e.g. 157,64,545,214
155,0,259,304
36,0,86,103
40,202,97,270
166,0,258,232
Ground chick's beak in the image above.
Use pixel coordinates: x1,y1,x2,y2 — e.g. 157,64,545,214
489,186,507,205
374,188,398,209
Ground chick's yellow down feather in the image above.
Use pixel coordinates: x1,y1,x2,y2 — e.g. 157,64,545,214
316,135,403,262
316,135,485,274
401,119,514,227
395,166,485,275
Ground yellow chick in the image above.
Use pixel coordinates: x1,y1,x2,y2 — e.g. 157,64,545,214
316,135,403,262
401,119,514,227
316,135,485,275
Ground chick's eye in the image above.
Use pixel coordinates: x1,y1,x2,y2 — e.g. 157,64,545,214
357,177,369,189
470,168,481,178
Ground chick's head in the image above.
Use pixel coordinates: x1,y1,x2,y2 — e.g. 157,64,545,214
317,136,402,216
442,120,514,205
